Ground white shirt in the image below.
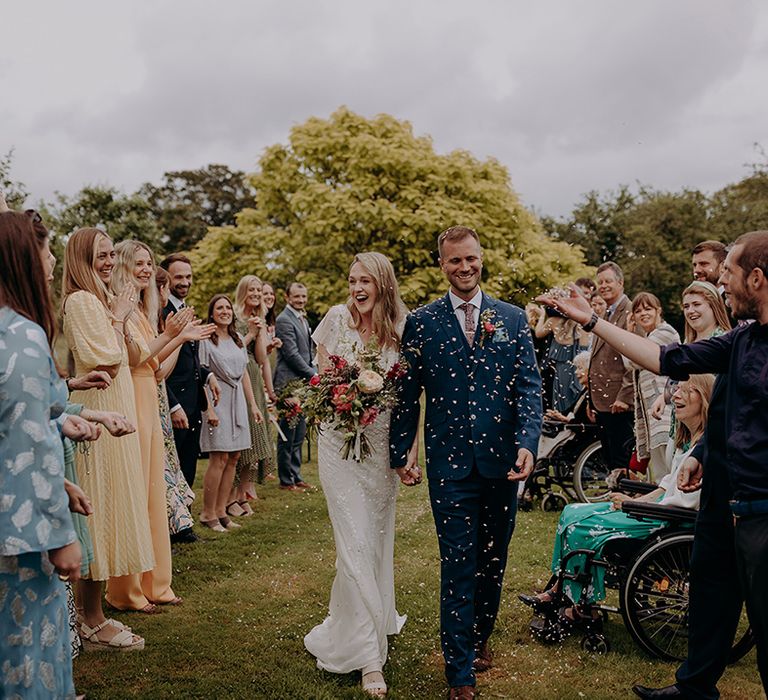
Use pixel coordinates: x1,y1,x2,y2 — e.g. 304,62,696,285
449,288,482,331
168,293,184,311
287,304,310,333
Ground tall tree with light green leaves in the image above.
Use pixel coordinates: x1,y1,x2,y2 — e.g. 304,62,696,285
189,107,589,313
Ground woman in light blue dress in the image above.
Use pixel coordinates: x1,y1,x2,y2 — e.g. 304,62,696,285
1,211,82,699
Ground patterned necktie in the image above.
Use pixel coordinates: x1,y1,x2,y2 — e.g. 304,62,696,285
458,302,476,345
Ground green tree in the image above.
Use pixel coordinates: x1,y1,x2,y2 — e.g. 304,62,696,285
0,149,29,209
48,186,163,249
708,162,768,241
189,108,588,313
139,164,255,253
544,186,711,330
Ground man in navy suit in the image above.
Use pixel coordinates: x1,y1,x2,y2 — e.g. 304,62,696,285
160,254,220,496
390,226,542,700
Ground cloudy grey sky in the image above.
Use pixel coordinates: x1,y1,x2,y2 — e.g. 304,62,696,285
3,0,767,216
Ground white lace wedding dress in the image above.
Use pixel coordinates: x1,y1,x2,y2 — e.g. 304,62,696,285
304,304,406,674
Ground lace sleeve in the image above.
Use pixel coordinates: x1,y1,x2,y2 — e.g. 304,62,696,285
312,305,345,356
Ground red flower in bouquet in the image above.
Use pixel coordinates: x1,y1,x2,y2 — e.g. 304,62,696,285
309,374,321,386
385,362,406,381
331,383,356,412
483,321,496,334
331,355,348,370
360,406,379,426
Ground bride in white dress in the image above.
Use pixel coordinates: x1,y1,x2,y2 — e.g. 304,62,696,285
304,252,414,698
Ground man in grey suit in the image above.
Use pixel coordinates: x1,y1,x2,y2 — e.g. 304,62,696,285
274,282,317,490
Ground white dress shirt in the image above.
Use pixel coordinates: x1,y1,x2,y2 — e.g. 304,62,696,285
449,288,482,330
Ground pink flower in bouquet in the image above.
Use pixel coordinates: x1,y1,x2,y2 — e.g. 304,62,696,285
483,321,496,334
331,383,356,412
357,369,384,394
309,374,321,386
360,406,379,426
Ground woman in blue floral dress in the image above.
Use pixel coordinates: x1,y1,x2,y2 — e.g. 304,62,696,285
0,211,82,699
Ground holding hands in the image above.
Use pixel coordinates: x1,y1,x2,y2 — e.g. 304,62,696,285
677,456,703,493
62,414,101,442
68,370,112,391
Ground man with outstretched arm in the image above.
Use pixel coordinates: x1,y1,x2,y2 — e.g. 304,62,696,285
538,230,768,699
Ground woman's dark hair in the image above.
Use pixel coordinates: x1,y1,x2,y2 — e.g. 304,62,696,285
206,294,242,347
0,211,58,347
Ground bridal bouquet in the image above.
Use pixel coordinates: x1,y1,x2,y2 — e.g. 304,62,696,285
302,344,406,462
270,379,304,441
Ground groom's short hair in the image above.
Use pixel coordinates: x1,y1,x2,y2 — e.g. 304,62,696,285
437,226,481,258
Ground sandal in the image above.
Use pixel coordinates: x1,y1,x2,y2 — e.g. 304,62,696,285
200,518,227,533
139,603,160,614
226,501,246,517
238,500,254,516
219,516,241,530
362,671,387,697
159,596,183,606
80,620,145,652
557,606,602,633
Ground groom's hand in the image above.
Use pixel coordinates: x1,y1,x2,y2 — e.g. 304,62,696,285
395,465,422,486
507,448,534,481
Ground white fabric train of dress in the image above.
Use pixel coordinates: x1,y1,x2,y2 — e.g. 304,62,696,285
304,305,406,674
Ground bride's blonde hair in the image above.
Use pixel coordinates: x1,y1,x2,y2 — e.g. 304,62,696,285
346,252,408,351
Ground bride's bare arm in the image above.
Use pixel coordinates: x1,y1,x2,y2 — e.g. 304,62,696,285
316,343,330,372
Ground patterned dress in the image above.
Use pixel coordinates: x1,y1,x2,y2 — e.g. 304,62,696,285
158,381,195,535
235,321,276,484
1,307,78,700
550,445,698,604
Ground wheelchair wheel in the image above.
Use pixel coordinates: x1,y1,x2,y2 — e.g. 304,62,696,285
541,492,568,512
581,633,610,654
572,441,610,503
620,533,692,661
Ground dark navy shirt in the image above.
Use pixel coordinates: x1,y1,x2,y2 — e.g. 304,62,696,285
659,322,768,501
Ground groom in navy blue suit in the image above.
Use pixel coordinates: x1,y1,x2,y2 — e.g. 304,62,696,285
390,226,542,700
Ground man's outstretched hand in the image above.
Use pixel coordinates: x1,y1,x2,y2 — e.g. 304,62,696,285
507,448,534,482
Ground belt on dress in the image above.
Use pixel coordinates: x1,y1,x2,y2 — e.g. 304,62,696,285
729,498,768,518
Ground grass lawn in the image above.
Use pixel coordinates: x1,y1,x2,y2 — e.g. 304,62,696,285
74,449,763,699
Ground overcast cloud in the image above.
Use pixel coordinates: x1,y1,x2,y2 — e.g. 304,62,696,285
3,0,767,216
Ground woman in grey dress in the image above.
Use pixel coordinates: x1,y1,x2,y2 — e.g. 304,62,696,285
198,294,263,532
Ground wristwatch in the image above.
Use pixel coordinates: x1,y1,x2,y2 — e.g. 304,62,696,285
581,312,599,332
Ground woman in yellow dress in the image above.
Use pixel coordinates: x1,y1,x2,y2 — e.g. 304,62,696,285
107,240,214,609
62,227,151,647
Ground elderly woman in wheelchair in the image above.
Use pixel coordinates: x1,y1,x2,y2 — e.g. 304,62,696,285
520,374,714,652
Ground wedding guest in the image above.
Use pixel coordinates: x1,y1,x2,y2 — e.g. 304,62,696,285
274,282,317,490
159,253,220,488
231,275,278,512
107,241,212,608
590,293,608,319
62,227,153,640
681,280,731,343
155,267,197,543
691,240,727,285
520,375,712,626
588,262,634,473
198,294,263,532
262,281,282,354
1,210,83,697
626,293,680,482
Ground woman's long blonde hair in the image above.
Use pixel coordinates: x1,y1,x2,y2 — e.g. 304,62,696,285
347,252,408,351
682,281,731,343
674,373,715,450
61,227,112,312
112,240,160,328
234,274,265,322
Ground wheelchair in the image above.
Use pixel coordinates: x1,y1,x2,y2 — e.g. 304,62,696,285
520,419,610,511
525,495,755,662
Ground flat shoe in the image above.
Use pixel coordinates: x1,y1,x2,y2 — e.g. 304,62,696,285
226,501,246,517
362,671,387,697
238,500,254,516
79,620,144,652
200,518,227,533
219,516,241,530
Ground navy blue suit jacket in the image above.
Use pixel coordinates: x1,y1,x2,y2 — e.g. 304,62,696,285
389,292,542,480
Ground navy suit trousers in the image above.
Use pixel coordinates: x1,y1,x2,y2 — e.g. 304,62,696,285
428,467,518,688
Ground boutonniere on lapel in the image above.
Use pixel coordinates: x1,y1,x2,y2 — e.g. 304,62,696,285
478,309,508,346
